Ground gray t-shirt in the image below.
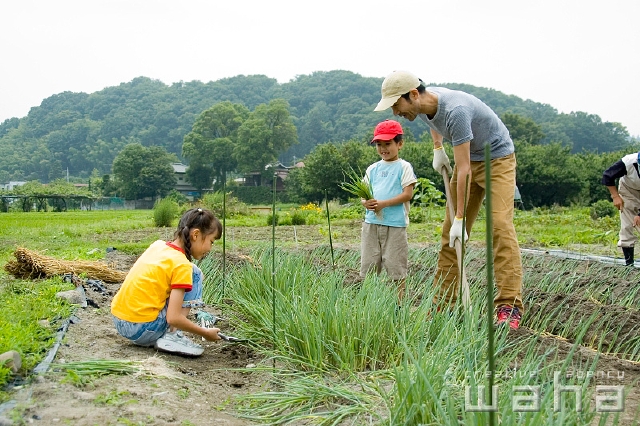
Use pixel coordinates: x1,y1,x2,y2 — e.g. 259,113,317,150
418,87,514,161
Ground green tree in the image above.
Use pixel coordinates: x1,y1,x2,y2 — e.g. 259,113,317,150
340,140,378,174
99,174,117,197
552,112,630,153
1,71,634,184
573,149,633,205
400,141,437,181
515,141,583,207
112,143,177,199
296,140,379,202
283,166,307,204
46,119,102,177
234,99,298,183
501,113,545,145
11,179,93,211
299,143,350,202
185,162,214,194
290,102,333,161
182,101,249,192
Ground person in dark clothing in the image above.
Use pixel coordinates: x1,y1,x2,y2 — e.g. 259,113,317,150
602,152,640,266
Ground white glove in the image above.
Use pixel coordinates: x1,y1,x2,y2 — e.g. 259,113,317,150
433,147,452,175
449,217,468,248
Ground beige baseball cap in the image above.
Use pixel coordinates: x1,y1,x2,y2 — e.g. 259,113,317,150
374,71,421,112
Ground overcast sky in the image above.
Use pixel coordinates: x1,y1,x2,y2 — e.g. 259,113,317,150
2,0,639,136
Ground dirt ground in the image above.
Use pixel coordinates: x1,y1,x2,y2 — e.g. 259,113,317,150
2,230,640,425
3,250,264,426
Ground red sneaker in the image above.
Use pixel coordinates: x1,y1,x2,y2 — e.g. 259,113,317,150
496,305,521,329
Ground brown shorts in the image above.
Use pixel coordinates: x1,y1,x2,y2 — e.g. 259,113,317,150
360,222,408,280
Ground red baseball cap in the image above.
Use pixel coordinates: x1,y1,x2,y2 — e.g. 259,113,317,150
371,120,403,144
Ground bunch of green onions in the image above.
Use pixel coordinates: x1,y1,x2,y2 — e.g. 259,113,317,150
340,168,373,200
340,167,382,219
52,359,140,377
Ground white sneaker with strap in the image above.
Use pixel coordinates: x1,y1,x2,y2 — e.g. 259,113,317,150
154,330,204,356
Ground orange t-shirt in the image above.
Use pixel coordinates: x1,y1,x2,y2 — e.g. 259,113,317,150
111,240,192,322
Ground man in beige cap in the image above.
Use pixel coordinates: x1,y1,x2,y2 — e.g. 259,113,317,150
374,70,523,329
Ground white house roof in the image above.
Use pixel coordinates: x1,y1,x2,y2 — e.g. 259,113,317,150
171,163,188,173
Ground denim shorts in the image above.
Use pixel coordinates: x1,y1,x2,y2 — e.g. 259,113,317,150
113,264,205,347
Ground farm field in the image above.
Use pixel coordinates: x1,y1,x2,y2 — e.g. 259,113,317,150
0,208,638,425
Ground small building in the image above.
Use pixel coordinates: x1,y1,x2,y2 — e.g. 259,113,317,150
171,161,302,197
171,163,203,201
0,181,26,191
241,162,304,191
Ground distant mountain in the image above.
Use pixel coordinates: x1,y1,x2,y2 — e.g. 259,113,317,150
0,71,631,182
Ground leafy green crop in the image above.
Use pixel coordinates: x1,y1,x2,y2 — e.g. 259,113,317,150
339,167,373,200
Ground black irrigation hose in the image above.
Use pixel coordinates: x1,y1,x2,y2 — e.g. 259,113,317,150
34,317,74,374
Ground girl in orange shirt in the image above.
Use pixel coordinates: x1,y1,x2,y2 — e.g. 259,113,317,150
111,208,222,356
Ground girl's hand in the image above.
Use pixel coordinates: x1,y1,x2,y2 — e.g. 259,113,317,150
202,327,221,341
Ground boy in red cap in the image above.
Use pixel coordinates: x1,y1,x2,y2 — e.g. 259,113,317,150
360,119,417,301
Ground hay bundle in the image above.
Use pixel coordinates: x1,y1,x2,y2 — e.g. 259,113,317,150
4,247,127,283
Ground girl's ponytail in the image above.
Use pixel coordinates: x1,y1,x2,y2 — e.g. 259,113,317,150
174,208,222,261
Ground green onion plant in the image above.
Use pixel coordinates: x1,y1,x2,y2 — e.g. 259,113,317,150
340,167,373,200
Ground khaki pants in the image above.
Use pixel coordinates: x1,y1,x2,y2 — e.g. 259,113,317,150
617,183,640,248
434,153,524,313
360,223,408,280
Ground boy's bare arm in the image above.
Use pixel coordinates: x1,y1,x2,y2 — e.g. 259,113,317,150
370,184,415,212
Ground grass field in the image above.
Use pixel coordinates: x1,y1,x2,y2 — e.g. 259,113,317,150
0,205,620,263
